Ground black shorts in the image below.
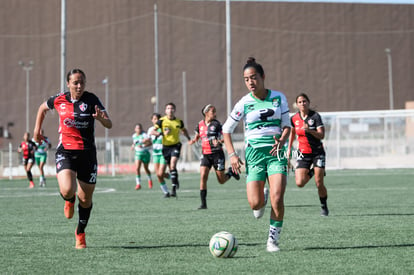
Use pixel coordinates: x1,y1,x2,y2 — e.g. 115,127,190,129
22,157,34,166
162,143,182,165
200,150,225,171
296,151,326,170
55,146,98,184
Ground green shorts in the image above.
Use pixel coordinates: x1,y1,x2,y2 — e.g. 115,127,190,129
135,151,151,164
152,153,166,165
245,145,288,182
35,154,47,165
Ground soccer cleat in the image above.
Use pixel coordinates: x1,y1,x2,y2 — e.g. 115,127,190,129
75,230,87,249
29,181,35,188
163,192,170,198
198,205,207,210
64,201,75,219
148,180,153,189
227,167,240,181
266,238,280,252
135,184,141,190
253,187,269,219
321,206,329,217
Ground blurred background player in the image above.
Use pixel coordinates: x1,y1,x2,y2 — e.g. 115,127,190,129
148,113,171,197
288,93,329,216
223,57,291,252
153,102,191,197
33,68,112,249
34,129,51,187
18,132,37,188
189,104,240,209
131,123,153,190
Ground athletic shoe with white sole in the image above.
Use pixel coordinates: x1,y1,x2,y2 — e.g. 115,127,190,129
253,187,269,219
266,238,280,252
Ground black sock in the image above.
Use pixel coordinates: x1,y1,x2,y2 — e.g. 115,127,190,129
77,204,93,234
170,169,179,186
26,171,33,181
320,196,328,208
200,189,207,207
60,193,76,203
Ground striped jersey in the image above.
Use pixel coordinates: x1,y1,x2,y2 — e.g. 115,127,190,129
222,90,290,148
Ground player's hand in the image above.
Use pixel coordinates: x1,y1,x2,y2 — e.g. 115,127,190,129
230,154,243,175
270,136,284,157
93,105,105,121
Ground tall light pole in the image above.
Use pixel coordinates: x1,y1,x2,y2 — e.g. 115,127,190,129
102,77,109,170
385,48,394,110
19,60,34,132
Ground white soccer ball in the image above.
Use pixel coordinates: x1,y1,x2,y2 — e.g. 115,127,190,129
209,231,238,258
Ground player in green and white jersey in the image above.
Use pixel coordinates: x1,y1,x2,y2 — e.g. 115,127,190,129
131,123,153,190
223,57,291,253
34,129,51,187
148,113,171,197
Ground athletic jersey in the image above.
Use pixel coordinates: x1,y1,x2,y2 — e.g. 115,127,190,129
291,110,324,154
195,119,223,155
222,90,290,148
19,141,37,159
34,137,51,156
46,91,105,150
148,126,163,156
155,116,185,146
132,132,150,153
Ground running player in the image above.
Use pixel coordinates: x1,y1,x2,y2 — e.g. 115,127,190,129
189,104,240,209
223,57,291,252
33,69,112,249
153,103,191,197
131,123,153,190
288,93,329,216
148,113,171,197
18,132,37,188
34,129,51,187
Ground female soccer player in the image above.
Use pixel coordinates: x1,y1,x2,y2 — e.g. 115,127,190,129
287,93,329,216
223,57,291,252
131,123,153,190
33,69,112,249
34,129,51,187
148,113,171,197
189,104,239,210
18,132,37,188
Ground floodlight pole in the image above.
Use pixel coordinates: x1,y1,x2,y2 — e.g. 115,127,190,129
19,61,34,132
385,48,394,110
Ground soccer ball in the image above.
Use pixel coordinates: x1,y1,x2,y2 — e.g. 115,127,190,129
209,231,238,258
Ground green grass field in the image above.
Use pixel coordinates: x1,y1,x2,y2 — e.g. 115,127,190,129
1,169,413,274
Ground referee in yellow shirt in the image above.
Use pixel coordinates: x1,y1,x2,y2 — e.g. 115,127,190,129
154,102,191,197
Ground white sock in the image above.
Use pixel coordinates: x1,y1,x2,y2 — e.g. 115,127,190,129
269,225,282,243
136,176,141,185
160,182,169,193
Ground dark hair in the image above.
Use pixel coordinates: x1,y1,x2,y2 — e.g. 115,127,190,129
201,104,214,116
295,93,310,103
136,123,143,128
243,57,265,77
66,69,86,82
152,113,161,120
165,102,176,110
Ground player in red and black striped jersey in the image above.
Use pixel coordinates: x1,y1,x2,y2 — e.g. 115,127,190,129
189,104,239,210
288,93,329,216
17,132,37,188
33,69,112,249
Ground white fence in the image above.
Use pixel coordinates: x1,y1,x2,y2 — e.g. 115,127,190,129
2,109,414,178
